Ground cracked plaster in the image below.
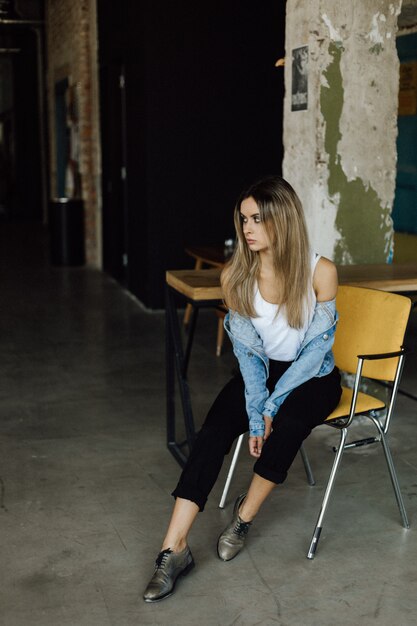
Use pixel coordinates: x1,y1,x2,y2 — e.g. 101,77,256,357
283,0,402,263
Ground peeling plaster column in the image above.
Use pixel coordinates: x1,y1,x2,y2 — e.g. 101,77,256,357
283,0,402,263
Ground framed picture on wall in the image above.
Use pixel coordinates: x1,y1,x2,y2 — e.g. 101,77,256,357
291,45,308,111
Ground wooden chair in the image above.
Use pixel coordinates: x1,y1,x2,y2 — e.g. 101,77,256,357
183,246,227,356
218,286,412,558
215,306,227,356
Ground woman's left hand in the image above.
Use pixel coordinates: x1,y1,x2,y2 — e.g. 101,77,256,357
263,415,273,440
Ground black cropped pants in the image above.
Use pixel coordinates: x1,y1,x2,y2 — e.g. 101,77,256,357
172,360,342,511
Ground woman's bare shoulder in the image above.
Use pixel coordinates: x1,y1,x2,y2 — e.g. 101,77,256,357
313,256,338,301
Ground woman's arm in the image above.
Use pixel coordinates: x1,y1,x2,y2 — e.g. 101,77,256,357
229,337,269,436
224,312,270,437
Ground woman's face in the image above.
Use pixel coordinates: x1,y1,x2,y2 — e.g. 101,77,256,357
239,196,271,253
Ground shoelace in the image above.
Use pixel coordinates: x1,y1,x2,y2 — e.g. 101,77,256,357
233,518,251,537
155,548,172,569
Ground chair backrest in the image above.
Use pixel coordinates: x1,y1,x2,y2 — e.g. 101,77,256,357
334,286,411,381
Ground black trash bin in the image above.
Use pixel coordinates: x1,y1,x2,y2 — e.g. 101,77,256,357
49,198,85,266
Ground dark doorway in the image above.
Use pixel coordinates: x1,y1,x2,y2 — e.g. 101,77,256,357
99,61,129,285
0,25,42,221
98,1,286,307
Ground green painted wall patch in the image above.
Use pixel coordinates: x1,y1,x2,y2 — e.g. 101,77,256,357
320,42,392,263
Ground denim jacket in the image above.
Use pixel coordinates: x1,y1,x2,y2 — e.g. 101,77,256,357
224,299,338,437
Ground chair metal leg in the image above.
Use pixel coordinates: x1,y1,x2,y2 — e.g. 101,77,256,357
219,438,316,509
300,443,315,486
368,416,409,529
219,433,244,508
307,428,347,559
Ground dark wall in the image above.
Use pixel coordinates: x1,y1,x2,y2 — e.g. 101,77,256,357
98,1,286,307
0,26,42,221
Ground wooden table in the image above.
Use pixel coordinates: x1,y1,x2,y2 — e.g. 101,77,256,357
165,269,224,466
166,268,223,301
183,245,226,326
184,245,417,293
168,262,417,297
337,262,417,292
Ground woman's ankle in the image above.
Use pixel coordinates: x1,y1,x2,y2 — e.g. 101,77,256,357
238,499,256,523
161,539,188,553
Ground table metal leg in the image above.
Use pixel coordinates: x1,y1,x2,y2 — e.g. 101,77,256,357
165,285,196,466
166,287,178,455
183,305,199,378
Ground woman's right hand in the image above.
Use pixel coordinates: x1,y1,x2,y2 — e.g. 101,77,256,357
249,436,263,458
249,416,272,457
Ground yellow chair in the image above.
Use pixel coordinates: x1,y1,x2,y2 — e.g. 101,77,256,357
219,286,412,558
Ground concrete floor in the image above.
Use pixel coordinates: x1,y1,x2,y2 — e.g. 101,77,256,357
0,224,416,626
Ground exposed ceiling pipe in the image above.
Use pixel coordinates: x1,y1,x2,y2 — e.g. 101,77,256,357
0,18,43,25
0,0,43,25
0,0,43,26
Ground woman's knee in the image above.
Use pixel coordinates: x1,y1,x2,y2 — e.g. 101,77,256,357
195,419,241,457
272,410,313,436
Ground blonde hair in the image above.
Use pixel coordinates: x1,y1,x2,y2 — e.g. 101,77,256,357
221,175,311,329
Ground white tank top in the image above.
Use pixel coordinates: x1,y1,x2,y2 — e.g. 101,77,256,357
251,253,320,361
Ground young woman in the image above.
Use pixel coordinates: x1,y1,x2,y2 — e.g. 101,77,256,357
143,175,342,603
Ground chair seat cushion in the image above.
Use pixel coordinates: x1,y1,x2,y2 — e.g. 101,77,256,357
325,386,385,422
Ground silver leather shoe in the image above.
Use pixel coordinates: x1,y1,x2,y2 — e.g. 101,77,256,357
217,493,252,561
143,546,195,603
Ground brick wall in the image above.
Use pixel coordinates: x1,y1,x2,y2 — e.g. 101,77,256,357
45,0,101,266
